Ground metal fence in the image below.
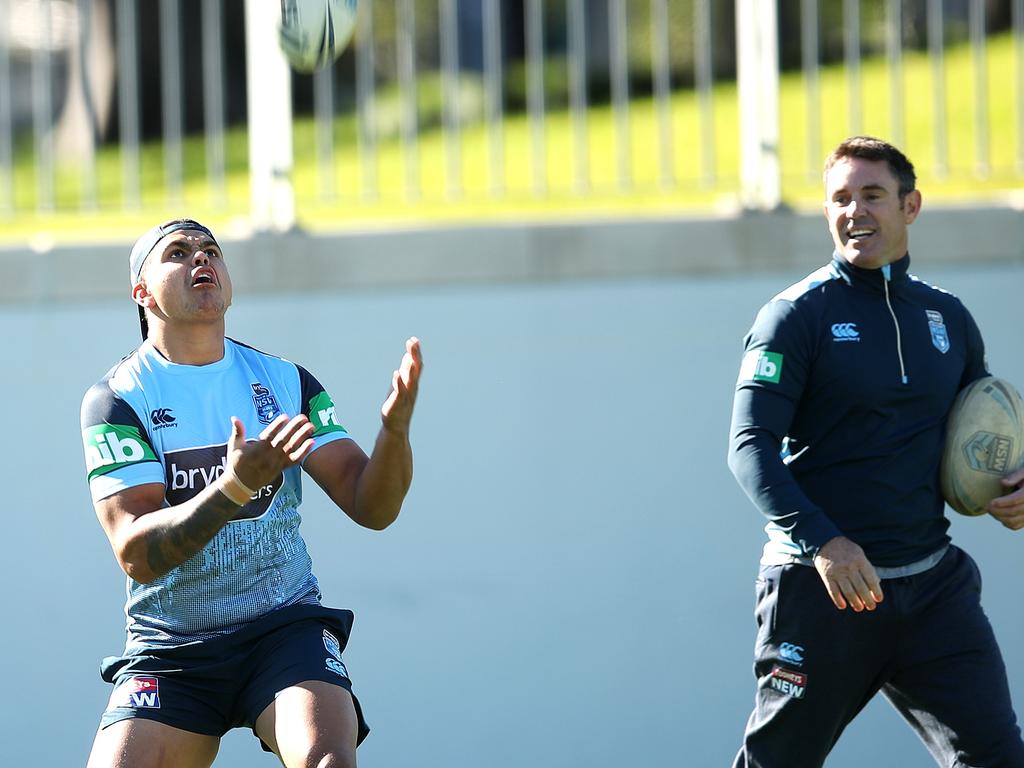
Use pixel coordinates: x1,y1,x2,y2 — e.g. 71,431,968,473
0,0,1022,230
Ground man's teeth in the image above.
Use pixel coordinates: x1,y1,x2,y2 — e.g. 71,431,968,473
849,229,873,238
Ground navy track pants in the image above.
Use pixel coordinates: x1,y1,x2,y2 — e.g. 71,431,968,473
733,546,1024,768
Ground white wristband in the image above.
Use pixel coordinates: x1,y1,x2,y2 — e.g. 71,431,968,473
219,470,256,506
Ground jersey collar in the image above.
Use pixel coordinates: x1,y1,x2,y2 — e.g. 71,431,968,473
831,251,911,293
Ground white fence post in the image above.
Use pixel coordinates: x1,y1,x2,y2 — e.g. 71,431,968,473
244,0,294,231
736,0,781,210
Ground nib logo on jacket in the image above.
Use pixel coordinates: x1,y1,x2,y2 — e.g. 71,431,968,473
740,350,784,384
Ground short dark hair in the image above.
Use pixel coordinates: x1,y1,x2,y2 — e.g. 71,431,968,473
824,136,917,200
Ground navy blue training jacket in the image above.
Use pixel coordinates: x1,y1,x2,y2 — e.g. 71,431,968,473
728,253,987,568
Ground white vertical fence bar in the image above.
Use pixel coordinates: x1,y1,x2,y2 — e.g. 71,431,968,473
801,0,821,180
694,0,714,186
568,0,589,191
202,0,226,207
886,0,904,149
244,0,294,231
609,0,630,189
969,0,988,177
397,0,419,200
116,0,140,209
0,0,12,214
356,2,377,200
736,0,780,209
483,0,504,196
314,64,337,201
78,0,97,212
32,0,54,212
526,0,546,195
651,0,673,189
159,0,183,205
440,0,462,199
844,0,861,136
1016,0,1024,173
927,0,947,176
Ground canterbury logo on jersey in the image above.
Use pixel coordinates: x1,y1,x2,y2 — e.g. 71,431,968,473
83,424,158,480
308,392,348,437
151,408,177,429
831,322,860,341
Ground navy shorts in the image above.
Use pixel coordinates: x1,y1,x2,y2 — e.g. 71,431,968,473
98,603,370,750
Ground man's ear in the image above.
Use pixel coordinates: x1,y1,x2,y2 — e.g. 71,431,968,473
903,189,922,224
132,281,152,309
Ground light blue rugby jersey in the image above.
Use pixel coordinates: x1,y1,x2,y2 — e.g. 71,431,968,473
80,338,352,655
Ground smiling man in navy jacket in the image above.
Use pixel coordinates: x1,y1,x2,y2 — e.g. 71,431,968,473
728,136,1024,768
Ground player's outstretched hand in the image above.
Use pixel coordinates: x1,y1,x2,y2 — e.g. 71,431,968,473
381,337,423,435
228,414,316,489
987,467,1024,530
813,536,884,612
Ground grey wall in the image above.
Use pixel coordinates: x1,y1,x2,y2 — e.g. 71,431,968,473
1,218,1022,766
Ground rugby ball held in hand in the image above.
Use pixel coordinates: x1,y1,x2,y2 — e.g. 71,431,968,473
940,376,1024,516
279,0,358,73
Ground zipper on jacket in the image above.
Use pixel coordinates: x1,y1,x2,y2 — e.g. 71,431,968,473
881,264,908,384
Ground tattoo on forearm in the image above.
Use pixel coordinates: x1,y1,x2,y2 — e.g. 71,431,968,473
145,491,239,577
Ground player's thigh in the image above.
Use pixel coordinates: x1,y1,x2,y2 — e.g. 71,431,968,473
255,680,359,768
885,549,1024,765
86,718,220,768
738,565,893,767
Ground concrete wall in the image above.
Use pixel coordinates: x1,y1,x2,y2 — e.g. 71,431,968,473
1,210,1022,767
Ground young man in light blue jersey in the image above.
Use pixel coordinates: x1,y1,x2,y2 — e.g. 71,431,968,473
81,219,423,768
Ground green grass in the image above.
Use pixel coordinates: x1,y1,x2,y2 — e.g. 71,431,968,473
0,31,1021,243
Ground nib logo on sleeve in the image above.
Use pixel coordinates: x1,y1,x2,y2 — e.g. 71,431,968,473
308,392,348,437
739,350,784,384
83,424,158,480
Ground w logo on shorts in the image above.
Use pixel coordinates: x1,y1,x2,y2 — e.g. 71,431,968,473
113,676,162,709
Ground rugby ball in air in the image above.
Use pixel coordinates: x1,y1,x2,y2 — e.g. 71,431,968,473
278,0,358,73
940,376,1024,516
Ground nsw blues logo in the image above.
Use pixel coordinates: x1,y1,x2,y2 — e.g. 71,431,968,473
251,382,282,425
926,310,950,354
112,676,161,709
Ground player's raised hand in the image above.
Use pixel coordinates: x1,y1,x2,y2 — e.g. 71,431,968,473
228,414,315,489
381,337,422,435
